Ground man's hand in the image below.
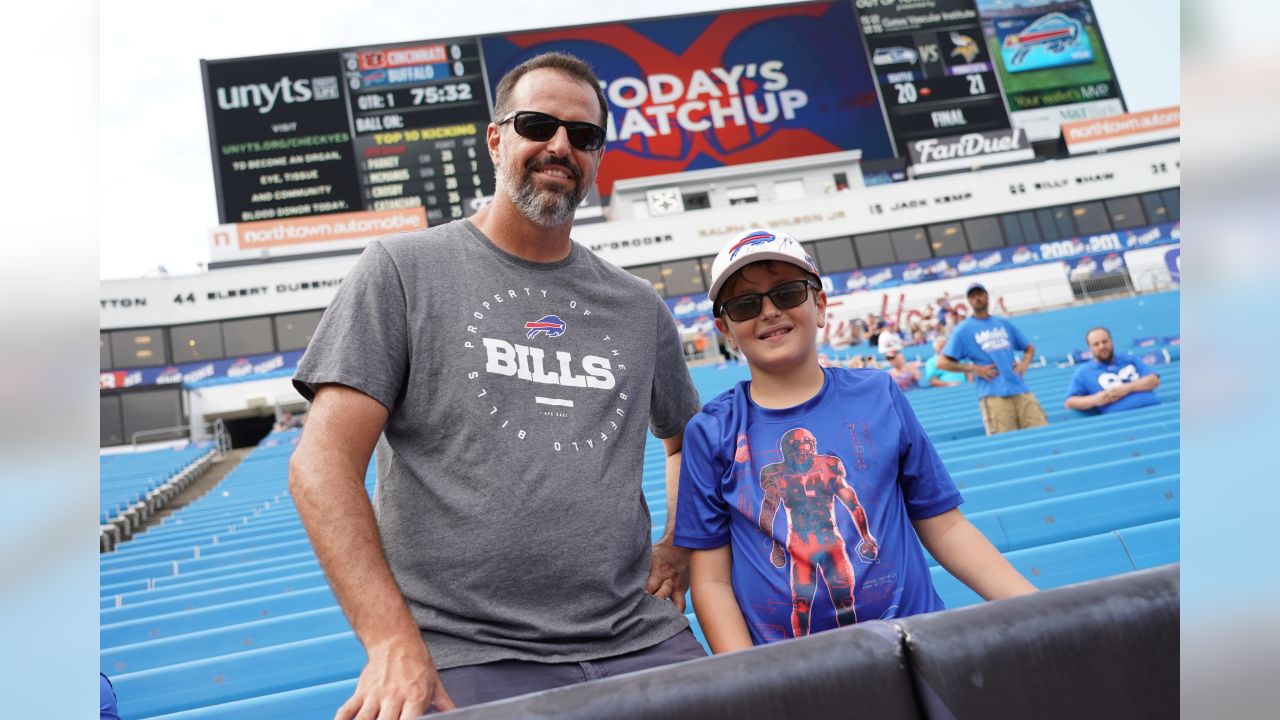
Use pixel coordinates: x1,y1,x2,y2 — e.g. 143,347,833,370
1013,358,1029,377
647,540,691,612
335,636,456,719
973,363,999,381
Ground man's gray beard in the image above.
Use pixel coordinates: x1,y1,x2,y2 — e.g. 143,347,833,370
496,154,583,227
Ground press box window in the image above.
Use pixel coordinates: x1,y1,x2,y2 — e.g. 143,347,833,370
854,232,895,268
1036,207,1075,241
682,191,712,211
661,258,707,297
1141,192,1170,223
928,222,968,257
965,217,1005,252
100,332,113,370
171,321,225,362
629,264,665,294
1161,188,1180,221
222,317,274,357
726,185,758,206
1105,196,1146,230
110,327,166,368
1071,201,1111,235
275,310,325,352
891,227,930,262
815,238,858,273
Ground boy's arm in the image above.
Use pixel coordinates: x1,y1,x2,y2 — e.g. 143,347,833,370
690,545,754,654
912,508,1037,601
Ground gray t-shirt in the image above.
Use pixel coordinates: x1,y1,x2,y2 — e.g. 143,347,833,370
293,219,702,668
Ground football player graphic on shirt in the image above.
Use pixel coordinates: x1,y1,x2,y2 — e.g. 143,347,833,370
758,428,878,637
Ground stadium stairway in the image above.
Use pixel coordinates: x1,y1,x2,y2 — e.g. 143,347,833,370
101,444,219,552
101,293,1181,719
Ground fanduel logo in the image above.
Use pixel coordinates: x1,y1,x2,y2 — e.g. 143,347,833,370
912,131,1026,164
215,76,337,114
482,339,615,389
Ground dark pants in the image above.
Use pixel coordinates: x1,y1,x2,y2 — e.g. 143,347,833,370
438,629,707,708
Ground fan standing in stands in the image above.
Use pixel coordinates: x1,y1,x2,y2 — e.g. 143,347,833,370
937,283,1048,435
289,52,706,717
1064,327,1162,414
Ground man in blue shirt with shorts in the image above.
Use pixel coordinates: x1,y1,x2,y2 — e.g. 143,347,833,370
1065,326,1161,413
938,283,1048,435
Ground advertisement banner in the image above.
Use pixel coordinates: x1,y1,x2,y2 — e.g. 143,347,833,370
665,221,1179,329
483,2,893,197
907,127,1034,175
975,0,1124,141
854,0,1010,154
1062,106,1180,155
209,206,426,262
99,351,305,391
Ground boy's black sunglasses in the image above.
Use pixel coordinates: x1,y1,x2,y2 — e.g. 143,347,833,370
497,111,607,151
717,279,820,322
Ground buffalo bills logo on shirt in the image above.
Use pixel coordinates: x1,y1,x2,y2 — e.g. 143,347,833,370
525,315,567,339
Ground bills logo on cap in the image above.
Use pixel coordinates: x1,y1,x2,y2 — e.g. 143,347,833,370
524,315,567,339
728,230,785,259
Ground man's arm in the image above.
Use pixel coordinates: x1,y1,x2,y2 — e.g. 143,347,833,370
913,509,1037,601
648,433,690,612
689,546,754,654
1013,343,1035,376
289,384,455,718
937,353,998,380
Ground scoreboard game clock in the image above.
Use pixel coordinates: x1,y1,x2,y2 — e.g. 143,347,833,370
854,0,1011,154
343,39,495,225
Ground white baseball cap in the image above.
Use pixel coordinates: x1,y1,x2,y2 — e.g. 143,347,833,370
707,228,819,305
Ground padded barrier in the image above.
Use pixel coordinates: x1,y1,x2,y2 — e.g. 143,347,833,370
902,564,1179,720
442,620,915,719
436,565,1177,720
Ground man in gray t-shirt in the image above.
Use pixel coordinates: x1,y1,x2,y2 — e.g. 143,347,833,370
290,52,705,716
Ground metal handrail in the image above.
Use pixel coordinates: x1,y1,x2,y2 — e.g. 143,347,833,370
131,421,231,459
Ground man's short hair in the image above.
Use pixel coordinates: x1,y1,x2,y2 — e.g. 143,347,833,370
1084,326,1111,343
492,52,609,127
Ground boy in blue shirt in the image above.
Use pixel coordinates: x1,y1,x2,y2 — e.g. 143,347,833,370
938,283,1049,435
1065,326,1162,414
674,229,1036,653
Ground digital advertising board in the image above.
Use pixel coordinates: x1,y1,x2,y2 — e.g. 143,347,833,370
482,2,895,196
853,0,1011,155
974,0,1125,141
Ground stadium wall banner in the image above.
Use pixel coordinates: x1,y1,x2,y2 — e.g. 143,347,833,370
209,206,426,262
482,2,894,197
1062,106,1180,155
974,0,1125,141
100,351,304,391
663,220,1178,329
907,127,1034,175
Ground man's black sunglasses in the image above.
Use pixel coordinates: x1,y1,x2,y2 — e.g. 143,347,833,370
717,279,820,322
497,111,607,151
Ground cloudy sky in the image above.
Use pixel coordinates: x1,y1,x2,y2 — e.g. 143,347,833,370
99,0,1178,279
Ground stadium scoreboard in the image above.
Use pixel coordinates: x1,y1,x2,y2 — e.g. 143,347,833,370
855,0,1010,155
202,39,494,226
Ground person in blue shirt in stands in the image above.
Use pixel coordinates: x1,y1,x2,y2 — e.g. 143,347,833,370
937,283,1048,435
674,228,1035,653
1065,327,1161,414
920,336,966,388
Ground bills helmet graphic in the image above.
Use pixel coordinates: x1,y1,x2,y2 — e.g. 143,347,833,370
525,315,567,339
